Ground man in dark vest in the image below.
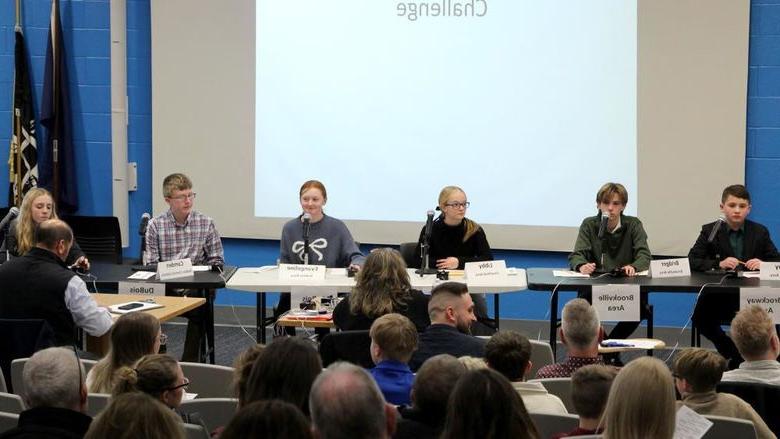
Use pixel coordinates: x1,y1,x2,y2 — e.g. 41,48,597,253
0,219,112,345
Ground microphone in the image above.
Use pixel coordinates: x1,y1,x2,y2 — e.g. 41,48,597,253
138,212,151,236
302,213,311,242
0,207,20,230
597,211,609,239
424,210,434,240
707,215,726,243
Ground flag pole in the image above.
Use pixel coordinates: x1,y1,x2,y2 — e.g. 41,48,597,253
51,0,60,205
12,0,22,206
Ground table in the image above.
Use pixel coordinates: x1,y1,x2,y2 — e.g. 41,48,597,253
88,293,206,355
84,263,237,363
526,268,780,355
227,267,528,343
276,311,336,329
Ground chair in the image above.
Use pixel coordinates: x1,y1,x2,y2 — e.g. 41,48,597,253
86,393,111,417
716,381,780,436
179,398,238,432
529,412,579,439
179,362,235,399
0,412,19,434
530,377,575,414
319,330,373,368
0,393,24,414
529,340,554,379
702,414,757,439
61,215,122,264
9,359,27,399
0,369,6,394
399,242,417,268
0,319,56,393
183,422,210,439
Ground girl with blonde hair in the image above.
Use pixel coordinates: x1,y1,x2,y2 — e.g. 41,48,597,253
602,357,676,439
87,312,162,393
413,185,492,271
113,354,188,410
2,187,89,268
333,248,430,331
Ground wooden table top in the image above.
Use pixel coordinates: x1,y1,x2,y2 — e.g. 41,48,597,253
93,293,205,322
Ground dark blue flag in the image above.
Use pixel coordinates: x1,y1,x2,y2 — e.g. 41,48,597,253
8,26,38,207
40,0,78,214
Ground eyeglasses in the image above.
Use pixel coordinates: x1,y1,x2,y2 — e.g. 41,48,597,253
165,379,190,391
169,193,196,201
444,202,470,209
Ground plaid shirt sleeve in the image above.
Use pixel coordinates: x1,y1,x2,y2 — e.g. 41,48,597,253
203,220,224,265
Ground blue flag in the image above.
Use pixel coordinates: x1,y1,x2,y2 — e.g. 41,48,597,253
40,0,78,214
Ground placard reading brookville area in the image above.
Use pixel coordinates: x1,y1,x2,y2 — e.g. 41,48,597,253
464,260,508,286
278,264,326,281
740,287,780,324
650,258,691,278
759,261,780,281
592,284,641,322
157,258,193,281
118,282,166,297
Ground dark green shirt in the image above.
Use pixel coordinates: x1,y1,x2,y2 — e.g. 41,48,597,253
568,214,652,272
728,225,745,261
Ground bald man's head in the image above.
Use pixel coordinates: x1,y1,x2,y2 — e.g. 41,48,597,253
35,219,73,261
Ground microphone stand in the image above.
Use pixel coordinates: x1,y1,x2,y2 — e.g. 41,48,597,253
303,236,310,265
416,236,438,276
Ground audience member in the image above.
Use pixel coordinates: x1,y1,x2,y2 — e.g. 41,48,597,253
0,347,91,438
536,298,603,378
145,173,224,361
722,305,780,385
220,400,312,439
602,357,676,439
458,355,488,370
232,344,265,407
87,312,162,393
113,354,188,411
244,337,322,415
440,368,539,439
552,364,617,438
409,282,485,371
368,313,418,405
333,248,430,331
485,330,567,414
673,348,774,439
310,362,396,439
1,187,89,268
0,219,112,345
84,392,184,439
395,354,467,439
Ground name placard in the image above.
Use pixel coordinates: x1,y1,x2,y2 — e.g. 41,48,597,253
464,260,508,286
592,284,641,322
278,264,326,281
157,258,193,281
650,258,691,278
759,262,780,281
118,282,166,297
740,287,780,324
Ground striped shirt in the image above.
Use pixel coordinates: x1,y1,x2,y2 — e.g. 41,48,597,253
144,210,224,266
